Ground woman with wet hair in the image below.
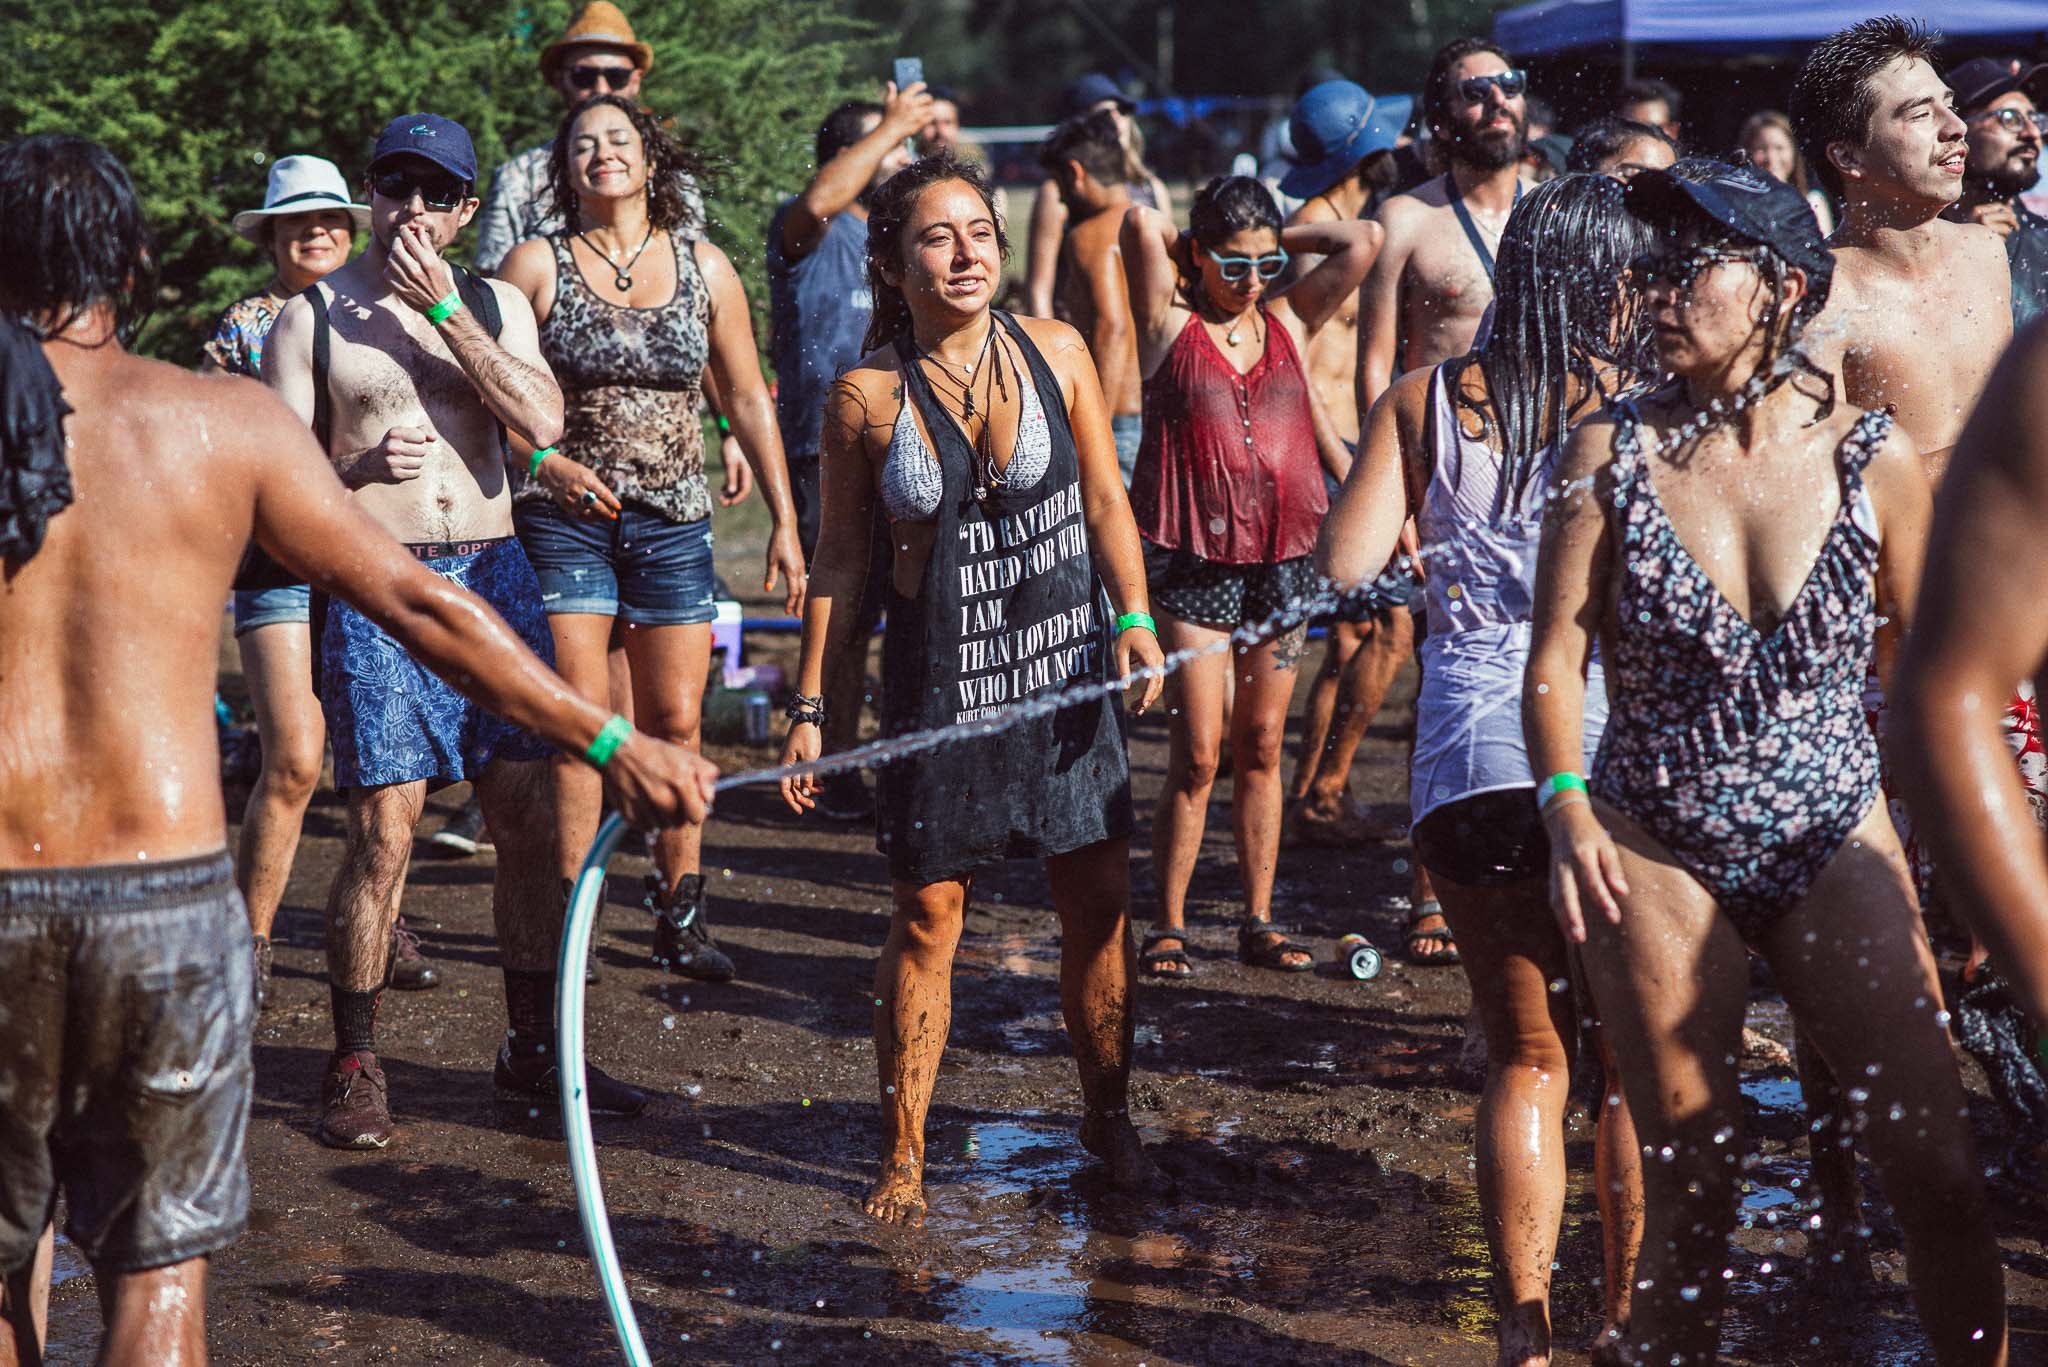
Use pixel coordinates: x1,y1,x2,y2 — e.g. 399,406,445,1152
1525,164,2007,1363
777,153,1170,1226
1121,175,1376,978
499,94,806,983
1321,172,1650,1366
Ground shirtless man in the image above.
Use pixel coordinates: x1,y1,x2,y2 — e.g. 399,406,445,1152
1788,15,2014,1288
1041,110,1142,482
0,133,711,1365
1267,79,1406,847
1351,37,1533,962
1792,17,2012,483
263,114,640,1149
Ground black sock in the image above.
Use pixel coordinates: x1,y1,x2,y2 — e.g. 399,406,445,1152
331,986,380,1054
503,968,556,1058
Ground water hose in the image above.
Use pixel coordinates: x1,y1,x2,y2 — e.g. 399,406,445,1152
556,812,652,1366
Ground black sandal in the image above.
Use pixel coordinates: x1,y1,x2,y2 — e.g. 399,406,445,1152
1139,930,1195,978
1237,917,1314,973
1402,900,1460,966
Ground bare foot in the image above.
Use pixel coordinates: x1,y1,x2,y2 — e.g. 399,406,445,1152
1805,1220,1875,1300
1080,1109,1177,1197
1589,1322,1632,1367
1497,1310,1552,1367
862,1157,927,1226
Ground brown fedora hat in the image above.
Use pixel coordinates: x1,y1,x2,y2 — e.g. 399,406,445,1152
540,2,653,80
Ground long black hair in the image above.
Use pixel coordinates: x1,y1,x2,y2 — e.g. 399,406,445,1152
861,154,1009,353
0,134,157,344
1458,172,1654,516
545,95,710,236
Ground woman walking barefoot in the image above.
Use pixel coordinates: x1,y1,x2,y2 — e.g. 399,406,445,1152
779,155,1170,1225
1322,172,1649,1366
1525,163,2006,1365
1121,177,1376,978
500,96,805,982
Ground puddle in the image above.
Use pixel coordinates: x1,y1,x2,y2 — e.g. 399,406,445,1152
997,1010,1066,1056
50,1232,89,1288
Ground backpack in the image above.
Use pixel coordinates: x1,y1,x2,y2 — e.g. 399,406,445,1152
232,267,504,592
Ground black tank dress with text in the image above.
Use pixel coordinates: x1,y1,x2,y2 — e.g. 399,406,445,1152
878,312,1134,885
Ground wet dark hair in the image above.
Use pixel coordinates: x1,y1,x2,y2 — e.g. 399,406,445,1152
1425,36,1514,133
1566,116,1675,174
1789,15,1943,198
1039,110,1127,187
546,95,708,235
1187,175,1282,252
861,155,1009,353
1457,173,1654,515
0,134,156,344
1648,154,1836,423
1618,77,1682,122
818,100,884,167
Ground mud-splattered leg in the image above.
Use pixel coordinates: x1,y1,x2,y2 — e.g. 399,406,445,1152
867,876,970,1224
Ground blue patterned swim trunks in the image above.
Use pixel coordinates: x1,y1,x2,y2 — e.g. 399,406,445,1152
321,537,556,790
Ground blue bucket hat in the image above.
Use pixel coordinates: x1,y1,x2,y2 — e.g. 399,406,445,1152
1280,80,1409,200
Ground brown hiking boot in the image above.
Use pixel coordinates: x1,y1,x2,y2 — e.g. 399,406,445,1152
389,916,439,991
317,1049,394,1149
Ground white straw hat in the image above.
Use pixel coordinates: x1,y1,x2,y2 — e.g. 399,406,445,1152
231,155,371,243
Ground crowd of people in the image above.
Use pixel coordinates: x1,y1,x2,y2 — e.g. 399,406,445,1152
5,3,2048,1363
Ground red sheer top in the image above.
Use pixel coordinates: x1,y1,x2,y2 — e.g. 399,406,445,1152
1130,310,1328,564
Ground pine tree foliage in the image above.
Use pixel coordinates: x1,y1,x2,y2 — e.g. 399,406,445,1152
0,0,877,363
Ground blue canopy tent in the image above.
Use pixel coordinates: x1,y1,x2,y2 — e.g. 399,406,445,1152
1496,1,2048,63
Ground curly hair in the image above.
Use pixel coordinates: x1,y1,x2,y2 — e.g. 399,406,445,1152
861,155,1010,353
0,134,157,344
545,95,710,236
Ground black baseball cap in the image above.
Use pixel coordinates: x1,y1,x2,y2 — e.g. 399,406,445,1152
368,113,478,184
1946,56,2048,113
1063,73,1134,118
1625,161,1834,305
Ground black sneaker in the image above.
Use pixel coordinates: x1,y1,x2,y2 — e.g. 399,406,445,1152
389,916,440,990
814,770,875,823
494,1040,647,1117
252,935,274,1013
426,797,488,858
650,874,735,983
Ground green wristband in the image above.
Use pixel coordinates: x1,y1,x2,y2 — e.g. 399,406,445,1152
585,714,633,768
423,289,464,326
715,413,731,435
528,445,557,477
1114,611,1157,636
1536,772,1589,809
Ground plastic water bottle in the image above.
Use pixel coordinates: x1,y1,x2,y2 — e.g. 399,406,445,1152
742,690,772,745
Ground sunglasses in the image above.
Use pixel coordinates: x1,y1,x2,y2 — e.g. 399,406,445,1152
1629,245,1762,291
370,167,470,211
1972,106,2048,137
568,64,636,92
1457,69,1528,105
1206,247,1289,281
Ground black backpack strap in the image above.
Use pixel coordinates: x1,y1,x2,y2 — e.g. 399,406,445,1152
454,264,503,339
301,284,332,452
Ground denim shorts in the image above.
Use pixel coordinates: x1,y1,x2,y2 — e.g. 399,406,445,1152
1111,414,1143,487
231,582,311,637
0,853,252,1273
514,498,717,626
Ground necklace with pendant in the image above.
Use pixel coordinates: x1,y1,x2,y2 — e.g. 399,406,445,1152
579,225,656,291
1223,305,1261,348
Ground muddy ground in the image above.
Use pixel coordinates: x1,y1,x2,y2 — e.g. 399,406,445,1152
41,595,2048,1364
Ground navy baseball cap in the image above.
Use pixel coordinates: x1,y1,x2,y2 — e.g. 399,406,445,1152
1947,56,2048,113
368,113,478,184
1625,160,1834,305
1063,73,1133,118
1280,80,1409,200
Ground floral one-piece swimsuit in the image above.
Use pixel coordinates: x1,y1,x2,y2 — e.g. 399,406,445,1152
1590,401,1894,941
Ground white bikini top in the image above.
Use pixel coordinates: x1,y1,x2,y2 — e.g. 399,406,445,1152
881,356,1053,522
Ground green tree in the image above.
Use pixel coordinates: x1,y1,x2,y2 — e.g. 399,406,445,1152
0,0,876,364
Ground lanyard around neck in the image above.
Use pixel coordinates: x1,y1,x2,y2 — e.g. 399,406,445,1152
1447,174,1521,282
